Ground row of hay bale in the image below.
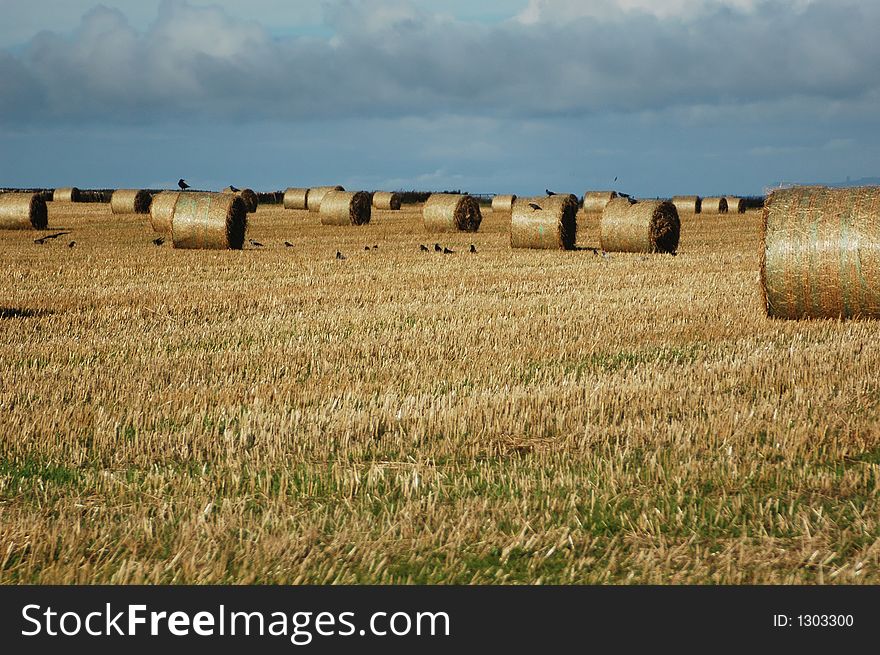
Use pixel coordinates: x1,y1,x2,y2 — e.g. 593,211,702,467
283,186,403,213
671,195,746,214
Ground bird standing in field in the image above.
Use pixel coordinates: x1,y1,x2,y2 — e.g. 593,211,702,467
33,231,70,244
419,244,429,252
443,246,454,254
249,239,264,247
364,246,371,251
152,236,165,246
284,241,294,248
336,250,346,260
372,245,378,250
434,243,442,252
178,179,190,190
469,244,477,253
67,241,76,248
546,189,556,196
528,203,541,211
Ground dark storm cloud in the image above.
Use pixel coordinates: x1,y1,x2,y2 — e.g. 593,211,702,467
0,0,878,124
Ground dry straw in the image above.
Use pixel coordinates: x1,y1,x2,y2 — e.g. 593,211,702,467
0,193,48,230
672,195,701,215
702,197,728,214
372,191,402,210
320,191,372,226
510,194,578,249
283,188,309,210
308,185,345,213
110,189,152,215
600,198,680,254
53,187,81,203
726,196,745,213
491,194,517,214
149,192,180,235
423,194,482,233
171,192,247,250
761,186,880,319
583,190,618,213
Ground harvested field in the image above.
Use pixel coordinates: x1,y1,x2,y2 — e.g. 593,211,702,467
0,201,878,584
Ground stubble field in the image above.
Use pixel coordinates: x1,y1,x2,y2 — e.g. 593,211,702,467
1,200,878,583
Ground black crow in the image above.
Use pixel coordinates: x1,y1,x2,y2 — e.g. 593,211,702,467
33,231,70,244
614,176,618,182
284,241,294,248
469,244,477,253
434,243,442,252
546,189,556,196
229,185,240,192
528,203,541,211
419,244,429,252
443,246,454,254
372,245,378,250
152,236,165,246
67,241,76,248
336,250,346,260
249,239,264,247
178,179,190,190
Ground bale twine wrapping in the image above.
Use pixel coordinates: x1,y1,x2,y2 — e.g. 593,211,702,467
510,194,578,249
702,197,728,214
319,191,372,226
283,187,309,210
53,187,81,203
726,196,745,213
491,194,517,214
0,193,48,230
149,191,180,235
423,194,482,233
110,189,152,215
583,190,618,213
672,195,701,214
372,191,402,210
170,192,247,250
761,186,880,319
600,198,680,254
308,185,345,213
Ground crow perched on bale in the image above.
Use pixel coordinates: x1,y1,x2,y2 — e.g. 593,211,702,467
178,179,190,190
546,189,556,196
529,203,541,211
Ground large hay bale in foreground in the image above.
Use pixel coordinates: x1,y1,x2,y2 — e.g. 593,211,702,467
583,190,618,213
0,193,48,230
761,186,880,319
510,194,578,249
372,191,402,210
53,187,80,203
308,185,345,213
423,194,482,233
110,189,152,215
702,197,728,214
726,196,745,213
672,195,701,214
149,192,180,235
171,192,247,250
320,190,372,226
601,198,680,254
491,194,517,214
283,187,309,210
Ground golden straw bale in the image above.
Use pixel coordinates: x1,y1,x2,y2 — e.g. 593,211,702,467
702,197,728,214
0,193,48,230
510,194,578,249
583,190,618,213
672,195,701,215
600,198,680,254
53,187,81,203
726,196,745,213
110,189,152,215
149,192,180,235
491,194,517,214
423,194,482,233
283,188,309,210
308,186,345,213
319,191,372,226
761,186,880,319
372,191,402,210
171,192,247,250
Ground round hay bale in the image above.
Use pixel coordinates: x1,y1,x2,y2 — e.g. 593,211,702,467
510,194,578,249
170,192,247,250
672,195,701,215
110,189,152,215
319,191,372,226
53,187,81,203
423,194,482,233
308,185,345,213
223,187,258,213
372,191,402,210
491,194,517,214
283,187,309,210
600,198,680,254
761,186,880,319
583,190,618,213
702,197,728,214
0,193,48,230
726,196,745,213
149,191,180,235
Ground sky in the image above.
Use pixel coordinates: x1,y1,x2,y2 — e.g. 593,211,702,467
1,0,878,196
